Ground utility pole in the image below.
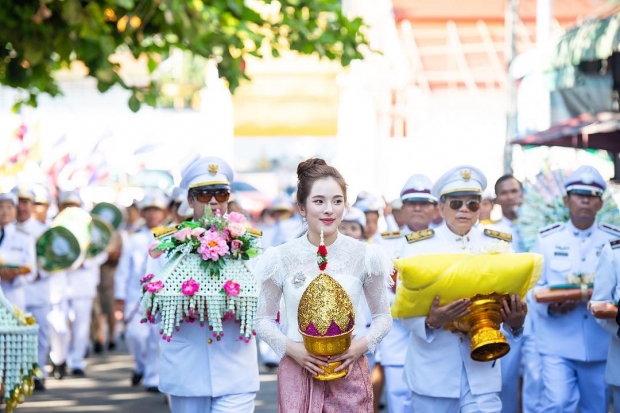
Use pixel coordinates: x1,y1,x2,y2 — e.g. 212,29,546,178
504,0,519,174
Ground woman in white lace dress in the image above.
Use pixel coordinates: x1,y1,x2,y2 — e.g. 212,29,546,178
255,158,393,412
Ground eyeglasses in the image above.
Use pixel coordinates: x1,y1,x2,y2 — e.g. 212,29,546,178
192,190,230,203
448,199,480,212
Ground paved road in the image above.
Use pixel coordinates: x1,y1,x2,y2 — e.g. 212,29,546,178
17,345,278,413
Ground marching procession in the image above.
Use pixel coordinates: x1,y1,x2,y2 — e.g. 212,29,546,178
0,154,620,413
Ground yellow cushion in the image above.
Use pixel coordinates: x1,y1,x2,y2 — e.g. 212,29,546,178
391,253,543,318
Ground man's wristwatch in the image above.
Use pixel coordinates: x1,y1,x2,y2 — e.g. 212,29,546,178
510,325,524,336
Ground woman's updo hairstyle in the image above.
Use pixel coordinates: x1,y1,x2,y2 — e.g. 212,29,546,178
296,158,347,207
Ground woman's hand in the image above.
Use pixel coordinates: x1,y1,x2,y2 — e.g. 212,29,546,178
426,296,471,329
501,294,528,330
331,337,369,376
285,340,330,376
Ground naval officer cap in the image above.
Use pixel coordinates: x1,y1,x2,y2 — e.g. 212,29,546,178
564,165,606,197
33,185,51,205
271,194,295,212
140,190,168,211
354,196,382,214
11,186,35,201
432,165,487,198
169,187,187,205
343,206,366,229
0,192,18,206
180,157,234,190
390,199,403,210
400,174,438,203
58,190,83,207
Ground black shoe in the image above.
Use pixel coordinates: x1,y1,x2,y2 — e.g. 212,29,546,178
72,368,85,377
264,362,279,369
33,379,46,391
107,342,117,351
93,342,104,354
52,362,67,380
131,372,143,386
145,386,160,393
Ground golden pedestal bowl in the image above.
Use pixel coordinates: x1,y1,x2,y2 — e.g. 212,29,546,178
299,329,353,381
449,293,511,362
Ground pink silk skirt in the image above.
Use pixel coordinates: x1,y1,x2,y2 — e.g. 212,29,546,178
277,355,373,413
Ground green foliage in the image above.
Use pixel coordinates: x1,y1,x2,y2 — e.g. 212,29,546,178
0,0,367,112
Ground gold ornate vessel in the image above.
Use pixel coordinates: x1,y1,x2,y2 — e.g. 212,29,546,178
298,273,355,380
447,293,511,361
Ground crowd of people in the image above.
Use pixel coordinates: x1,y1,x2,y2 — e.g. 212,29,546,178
0,155,619,413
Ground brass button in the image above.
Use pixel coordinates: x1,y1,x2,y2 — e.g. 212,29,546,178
207,339,213,344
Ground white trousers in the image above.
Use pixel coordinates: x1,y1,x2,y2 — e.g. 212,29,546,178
48,301,69,366
27,305,52,376
611,385,620,413
384,365,412,413
125,316,160,387
411,369,501,413
540,354,608,413
521,326,543,413
170,392,255,413
499,336,522,413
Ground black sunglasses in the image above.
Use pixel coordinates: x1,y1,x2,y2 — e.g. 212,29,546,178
192,190,230,203
448,199,480,212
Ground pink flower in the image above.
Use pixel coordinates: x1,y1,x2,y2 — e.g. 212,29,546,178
140,274,154,284
191,227,206,237
173,227,192,241
146,280,164,294
231,239,243,254
181,279,200,296
148,241,164,259
228,212,246,224
228,222,246,237
223,280,241,296
197,230,229,261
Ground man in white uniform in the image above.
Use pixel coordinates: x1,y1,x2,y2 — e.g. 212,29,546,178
0,192,36,310
591,238,620,412
146,156,259,413
114,190,167,391
376,174,437,413
12,186,50,390
532,165,616,413
399,165,527,413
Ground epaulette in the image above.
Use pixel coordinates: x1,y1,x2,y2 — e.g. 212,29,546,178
483,229,512,242
152,226,178,239
381,230,402,240
405,229,434,244
480,219,500,226
600,223,620,237
610,238,620,250
246,228,262,238
538,223,564,237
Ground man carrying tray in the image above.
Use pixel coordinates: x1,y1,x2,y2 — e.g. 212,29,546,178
396,165,528,413
532,165,619,413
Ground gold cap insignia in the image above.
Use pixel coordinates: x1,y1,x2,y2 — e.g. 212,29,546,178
460,169,472,181
208,164,219,175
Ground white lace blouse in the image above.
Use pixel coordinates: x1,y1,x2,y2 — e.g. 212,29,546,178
255,233,394,358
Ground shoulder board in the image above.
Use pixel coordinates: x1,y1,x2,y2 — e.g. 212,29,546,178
610,238,620,250
483,229,512,242
405,229,434,244
152,226,177,239
538,223,564,237
381,230,402,240
479,219,500,226
246,228,262,238
599,223,620,237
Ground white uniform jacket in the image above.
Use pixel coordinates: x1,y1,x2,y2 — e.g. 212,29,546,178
17,218,52,307
145,236,260,398
0,223,36,309
66,252,108,300
399,224,522,398
532,221,616,362
114,226,153,320
591,241,620,385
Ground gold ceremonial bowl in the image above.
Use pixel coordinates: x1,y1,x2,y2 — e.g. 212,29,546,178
299,329,353,381
449,293,510,362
